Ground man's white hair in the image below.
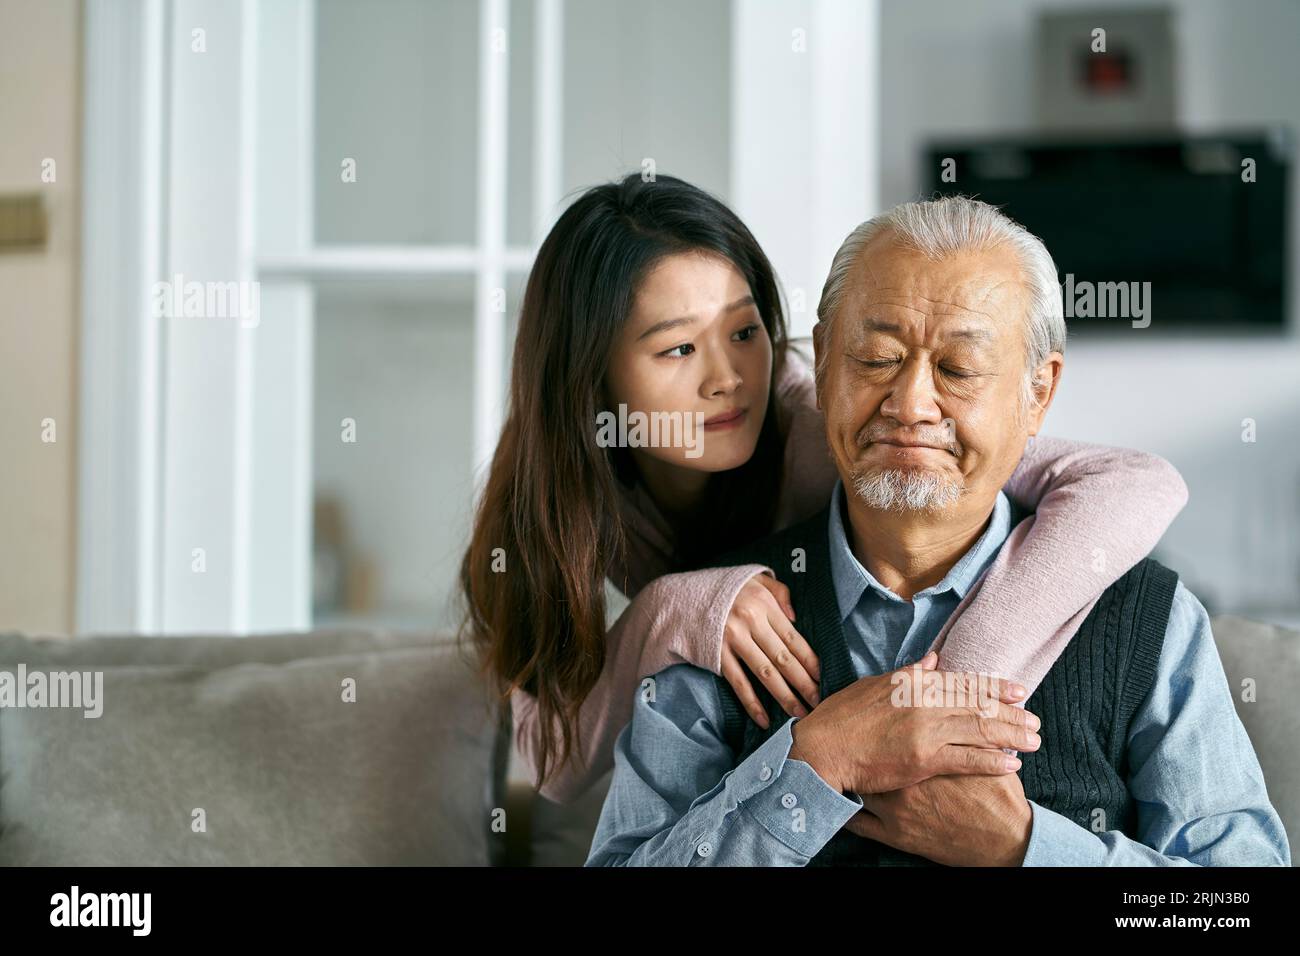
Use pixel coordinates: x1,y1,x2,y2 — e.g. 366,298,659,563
815,196,1066,414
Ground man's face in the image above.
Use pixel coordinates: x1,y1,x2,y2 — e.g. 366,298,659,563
813,233,1060,518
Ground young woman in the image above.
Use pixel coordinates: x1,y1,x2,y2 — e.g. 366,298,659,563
458,173,1187,805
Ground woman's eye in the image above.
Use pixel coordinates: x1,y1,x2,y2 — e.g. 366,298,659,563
863,359,898,368
940,366,972,378
660,342,695,358
733,323,760,342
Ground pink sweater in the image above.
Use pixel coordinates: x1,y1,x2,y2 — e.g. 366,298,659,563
511,342,1189,803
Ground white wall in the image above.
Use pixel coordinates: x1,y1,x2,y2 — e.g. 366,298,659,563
879,0,1300,618
0,0,80,634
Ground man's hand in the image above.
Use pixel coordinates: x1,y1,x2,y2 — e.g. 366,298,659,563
788,650,1041,796
845,772,1034,867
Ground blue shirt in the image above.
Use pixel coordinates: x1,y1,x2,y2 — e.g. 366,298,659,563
586,480,1291,866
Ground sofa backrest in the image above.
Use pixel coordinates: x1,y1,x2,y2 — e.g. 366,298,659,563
1209,615,1299,858
0,629,510,866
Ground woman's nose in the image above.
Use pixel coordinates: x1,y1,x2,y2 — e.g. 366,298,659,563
703,355,743,395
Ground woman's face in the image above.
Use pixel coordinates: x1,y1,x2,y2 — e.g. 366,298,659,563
604,252,772,479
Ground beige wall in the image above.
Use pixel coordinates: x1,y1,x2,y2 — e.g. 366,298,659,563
0,0,81,634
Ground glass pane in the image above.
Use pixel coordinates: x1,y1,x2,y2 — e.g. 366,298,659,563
311,277,475,632
562,0,732,200
314,0,479,245
502,267,529,390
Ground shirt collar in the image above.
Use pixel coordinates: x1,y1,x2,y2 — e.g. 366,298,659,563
827,478,1012,621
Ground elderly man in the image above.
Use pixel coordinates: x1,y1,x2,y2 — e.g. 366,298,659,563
585,196,1290,866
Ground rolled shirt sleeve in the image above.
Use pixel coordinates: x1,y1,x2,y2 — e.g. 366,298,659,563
586,662,863,866
1021,582,1291,866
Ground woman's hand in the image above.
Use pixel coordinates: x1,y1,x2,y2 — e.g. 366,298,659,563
720,572,822,729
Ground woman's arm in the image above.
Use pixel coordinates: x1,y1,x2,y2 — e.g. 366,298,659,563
513,563,770,805
928,436,1189,695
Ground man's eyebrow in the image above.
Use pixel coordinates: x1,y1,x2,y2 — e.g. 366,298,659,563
861,318,903,335
945,327,995,342
859,317,994,342
636,295,755,341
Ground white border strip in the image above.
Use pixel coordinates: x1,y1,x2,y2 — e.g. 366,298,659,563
231,0,260,632
256,245,536,278
76,0,168,634
473,0,510,486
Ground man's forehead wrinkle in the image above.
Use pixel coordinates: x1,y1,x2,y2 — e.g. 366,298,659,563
863,250,882,287
853,266,1020,328
964,276,1024,313
848,246,1024,331
859,295,998,325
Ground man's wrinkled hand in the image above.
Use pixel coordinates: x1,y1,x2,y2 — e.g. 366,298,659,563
845,769,1034,867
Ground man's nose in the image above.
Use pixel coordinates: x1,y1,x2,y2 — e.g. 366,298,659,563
879,357,943,425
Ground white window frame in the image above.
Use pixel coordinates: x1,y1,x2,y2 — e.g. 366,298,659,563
78,0,565,634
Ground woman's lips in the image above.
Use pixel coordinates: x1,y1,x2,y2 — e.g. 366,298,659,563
703,408,747,430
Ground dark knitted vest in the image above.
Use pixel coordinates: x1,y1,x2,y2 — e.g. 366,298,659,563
711,501,1177,866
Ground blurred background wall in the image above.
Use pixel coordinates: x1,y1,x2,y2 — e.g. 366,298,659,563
879,0,1300,618
0,0,1296,637
0,0,80,635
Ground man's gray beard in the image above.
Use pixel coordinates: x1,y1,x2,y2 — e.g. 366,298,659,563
849,466,965,513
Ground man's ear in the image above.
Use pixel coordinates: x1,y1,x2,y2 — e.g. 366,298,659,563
1026,352,1064,435
811,320,826,410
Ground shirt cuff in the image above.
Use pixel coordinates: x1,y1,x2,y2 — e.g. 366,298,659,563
727,716,864,858
1022,800,1108,866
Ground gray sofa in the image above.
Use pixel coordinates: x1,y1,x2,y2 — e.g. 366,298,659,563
0,615,1294,865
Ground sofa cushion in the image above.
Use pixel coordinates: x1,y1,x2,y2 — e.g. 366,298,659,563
0,635,504,865
1210,615,1300,855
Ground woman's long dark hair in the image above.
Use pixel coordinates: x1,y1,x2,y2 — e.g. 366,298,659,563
458,173,791,789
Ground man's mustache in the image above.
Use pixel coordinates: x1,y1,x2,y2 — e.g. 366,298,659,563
856,419,963,456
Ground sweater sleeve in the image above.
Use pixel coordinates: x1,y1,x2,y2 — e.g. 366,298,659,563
927,435,1189,696
512,562,772,805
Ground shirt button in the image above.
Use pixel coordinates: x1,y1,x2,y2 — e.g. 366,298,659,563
696,841,713,858
781,792,798,809
758,764,773,782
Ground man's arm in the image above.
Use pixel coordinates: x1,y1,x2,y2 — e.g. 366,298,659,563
1022,582,1291,866
585,663,863,866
